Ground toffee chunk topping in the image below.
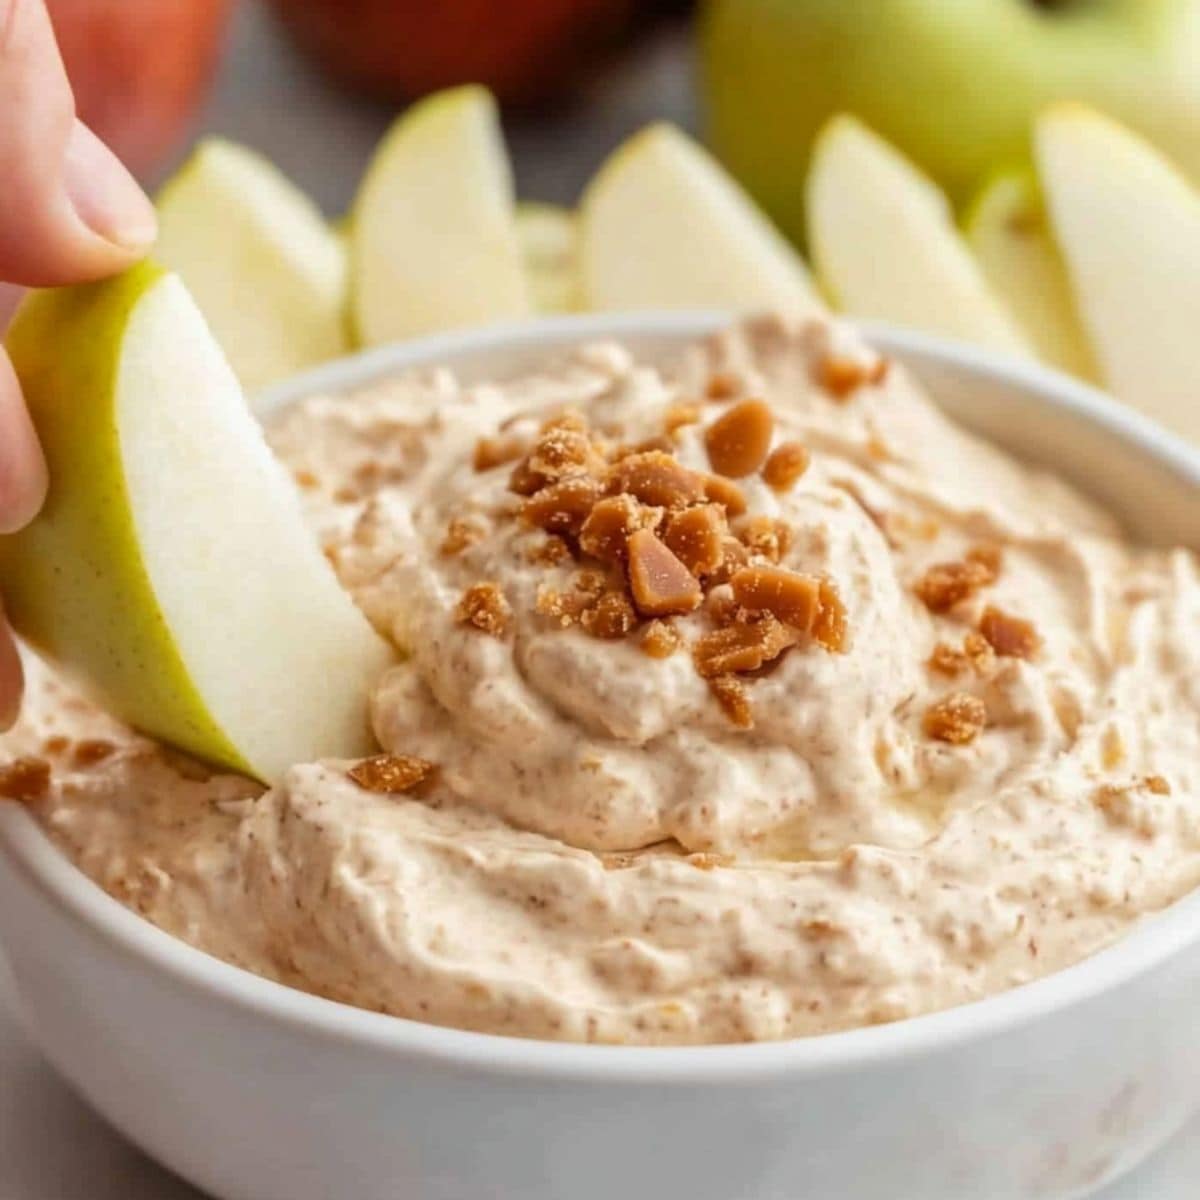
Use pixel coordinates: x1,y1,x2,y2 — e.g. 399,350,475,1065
978,606,1041,659
762,441,810,491
626,529,703,617
456,582,512,636
923,693,987,745
0,756,51,803
466,383,852,726
348,754,437,794
705,399,774,478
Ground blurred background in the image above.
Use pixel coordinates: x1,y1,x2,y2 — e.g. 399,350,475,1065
51,0,700,211
48,0,1200,221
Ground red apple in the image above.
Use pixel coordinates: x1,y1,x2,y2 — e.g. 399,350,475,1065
265,0,637,108
46,0,234,178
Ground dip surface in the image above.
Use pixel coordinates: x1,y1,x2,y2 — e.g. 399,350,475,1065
5,315,1200,1045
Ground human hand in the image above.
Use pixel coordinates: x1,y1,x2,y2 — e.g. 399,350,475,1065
0,0,157,728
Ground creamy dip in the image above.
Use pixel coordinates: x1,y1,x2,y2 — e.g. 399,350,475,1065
4,314,1200,1045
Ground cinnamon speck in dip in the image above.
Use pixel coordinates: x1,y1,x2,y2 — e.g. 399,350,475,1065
6,315,1200,1046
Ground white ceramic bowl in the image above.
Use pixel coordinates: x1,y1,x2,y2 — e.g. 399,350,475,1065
4,313,1200,1200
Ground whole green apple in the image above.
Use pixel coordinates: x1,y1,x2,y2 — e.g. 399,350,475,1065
700,0,1200,241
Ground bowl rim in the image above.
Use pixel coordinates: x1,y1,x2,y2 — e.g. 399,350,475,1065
5,309,1200,1086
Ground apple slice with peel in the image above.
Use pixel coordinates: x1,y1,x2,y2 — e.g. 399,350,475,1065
1036,104,1200,440
0,263,392,783
965,170,1098,382
578,123,823,315
807,115,1030,357
516,203,580,314
350,85,530,346
156,139,349,398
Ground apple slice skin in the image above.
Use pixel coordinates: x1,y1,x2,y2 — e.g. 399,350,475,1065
0,263,390,782
0,263,251,773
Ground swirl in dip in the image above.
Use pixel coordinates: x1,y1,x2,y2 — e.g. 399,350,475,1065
3,315,1200,1045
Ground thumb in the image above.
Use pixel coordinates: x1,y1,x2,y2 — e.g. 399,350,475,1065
0,0,157,287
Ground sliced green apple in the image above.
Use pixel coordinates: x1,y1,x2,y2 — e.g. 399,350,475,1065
1036,103,1200,440
965,169,1098,381
806,115,1030,356
155,138,348,398
516,202,580,314
0,263,392,783
578,122,823,315
350,85,530,346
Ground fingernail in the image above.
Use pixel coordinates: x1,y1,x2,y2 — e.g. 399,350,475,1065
62,120,157,251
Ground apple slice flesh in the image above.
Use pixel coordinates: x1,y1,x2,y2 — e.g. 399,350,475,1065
966,170,1098,381
516,203,580,314
579,123,824,315
350,85,530,346
0,264,391,783
807,115,1030,356
155,139,349,398
1036,104,1200,440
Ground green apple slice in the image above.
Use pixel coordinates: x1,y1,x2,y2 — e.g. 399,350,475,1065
156,138,349,398
350,85,530,346
578,123,823,315
807,115,1030,356
1036,103,1200,439
516,202,580,314
965,170,1098,382
0,263,392,783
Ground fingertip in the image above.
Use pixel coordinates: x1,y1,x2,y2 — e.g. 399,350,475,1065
62,119,157,257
